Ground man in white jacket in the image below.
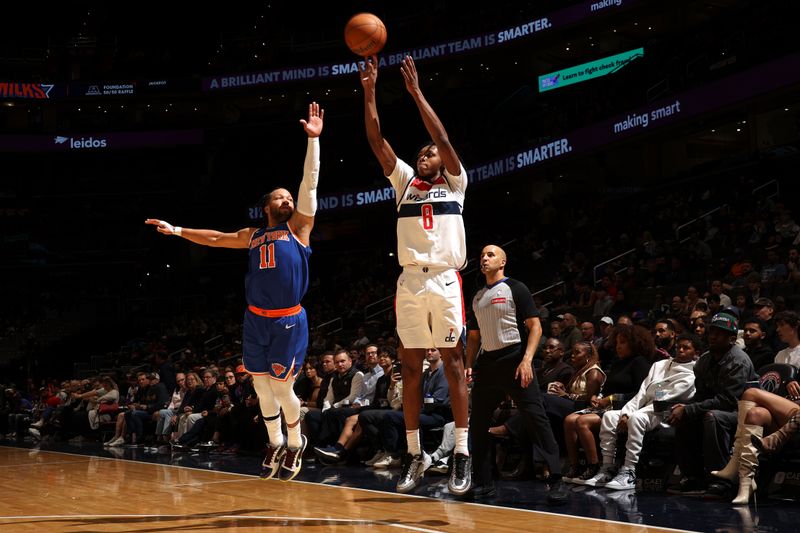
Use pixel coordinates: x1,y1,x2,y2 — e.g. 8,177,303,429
584,334,702,490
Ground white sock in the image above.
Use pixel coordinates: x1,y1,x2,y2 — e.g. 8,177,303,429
454,427,469,455
286,422,302,449
264,413,285,448
406,430,421,456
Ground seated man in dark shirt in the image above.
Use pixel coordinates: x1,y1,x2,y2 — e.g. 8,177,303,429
742,318,774,372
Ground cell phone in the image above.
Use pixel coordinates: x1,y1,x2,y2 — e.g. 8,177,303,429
393,362,402,374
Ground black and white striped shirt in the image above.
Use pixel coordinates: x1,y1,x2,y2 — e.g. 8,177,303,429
469,277,539,351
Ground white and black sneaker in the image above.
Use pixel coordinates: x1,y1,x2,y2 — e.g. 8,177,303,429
396,452,431,493
260,442,286,480
428,456,449,474
583,464,616,487
604,467,637,491
279,435,308,482
448,453,472,496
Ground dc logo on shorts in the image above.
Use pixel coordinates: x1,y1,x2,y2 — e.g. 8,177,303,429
272,363,287,376
444,328,456,343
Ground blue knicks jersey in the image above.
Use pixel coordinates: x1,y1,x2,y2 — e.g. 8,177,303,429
245,222,311,309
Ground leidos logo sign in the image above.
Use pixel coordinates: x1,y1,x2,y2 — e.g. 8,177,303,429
53,135,108,149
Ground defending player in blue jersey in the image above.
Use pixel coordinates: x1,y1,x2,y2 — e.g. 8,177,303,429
145,102,324,482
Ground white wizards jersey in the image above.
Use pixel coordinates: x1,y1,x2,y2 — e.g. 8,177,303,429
388,158,467,269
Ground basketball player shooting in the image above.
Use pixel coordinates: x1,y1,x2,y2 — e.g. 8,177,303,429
359,55,471,496
144,102,324,482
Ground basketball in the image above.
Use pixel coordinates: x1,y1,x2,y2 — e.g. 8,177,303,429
344,13,387,57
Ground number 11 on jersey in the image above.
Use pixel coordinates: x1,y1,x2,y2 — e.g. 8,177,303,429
259,243,276,269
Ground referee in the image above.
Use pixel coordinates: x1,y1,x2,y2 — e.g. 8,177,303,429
466,244,568,503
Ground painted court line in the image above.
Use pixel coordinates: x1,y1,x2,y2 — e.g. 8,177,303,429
0,514,444,532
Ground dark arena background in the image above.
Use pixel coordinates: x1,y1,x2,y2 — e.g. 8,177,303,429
1,1,800,531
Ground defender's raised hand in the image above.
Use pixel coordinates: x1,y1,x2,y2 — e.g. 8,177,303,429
299,101,324,138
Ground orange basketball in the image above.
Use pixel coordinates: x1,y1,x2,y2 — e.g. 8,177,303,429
344,13,387,57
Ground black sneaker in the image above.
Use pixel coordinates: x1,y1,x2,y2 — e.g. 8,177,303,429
314,444,344,465
666,477,706,496
448,453,472,496
279,435,308,482
704,481,732,501
562,464,583,483
472,482,497,498
574,463,601,485
260,442,286,480
546,477,570,504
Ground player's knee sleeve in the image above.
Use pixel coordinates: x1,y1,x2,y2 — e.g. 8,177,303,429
270,378,301,424
251,374,279,416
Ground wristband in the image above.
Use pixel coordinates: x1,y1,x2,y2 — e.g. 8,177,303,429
174,226,182,236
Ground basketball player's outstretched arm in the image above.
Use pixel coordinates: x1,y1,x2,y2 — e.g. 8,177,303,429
359,56,398,176
290,101,324,247
399,56,460,176
144,219,254,249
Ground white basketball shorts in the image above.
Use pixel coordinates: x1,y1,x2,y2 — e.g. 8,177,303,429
395,266,465,349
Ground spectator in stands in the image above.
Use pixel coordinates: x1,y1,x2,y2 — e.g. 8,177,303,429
542,342,605,454
106,373,149,446
125,372,168,446
562,324,653,484
754,297,785,353
667,312,757,498
772,311,800,367
685,286,703,315
596,316,616,368
304,349,364,448
785,248,800,283
741,319,774,371
154,372,186,445
173,372,205,442
707,294,723,316
534,338,574,394
746,273,765,305
559,313,582,354
372,348,450,471
86,376,119,437
352,327,370,348
580,322,599,345
585,334,700,490
550,320,563,344
654,320,678,359
295,358,323,409
314,345,397,464
592,288,614,320
761,249,788,285
362,349,404,468
152,352,176,395
691,314,708,341
710,280,733,308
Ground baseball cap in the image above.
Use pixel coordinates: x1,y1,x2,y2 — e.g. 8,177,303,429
148,372,160,381
710,312,738,333
600,316,614,326
754,297,774,308
554,314,565,321
235,364,248,374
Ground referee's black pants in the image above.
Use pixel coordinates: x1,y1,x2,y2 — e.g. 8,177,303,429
470,344,561,486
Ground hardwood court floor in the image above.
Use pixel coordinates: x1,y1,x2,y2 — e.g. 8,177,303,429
0,445,687,533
